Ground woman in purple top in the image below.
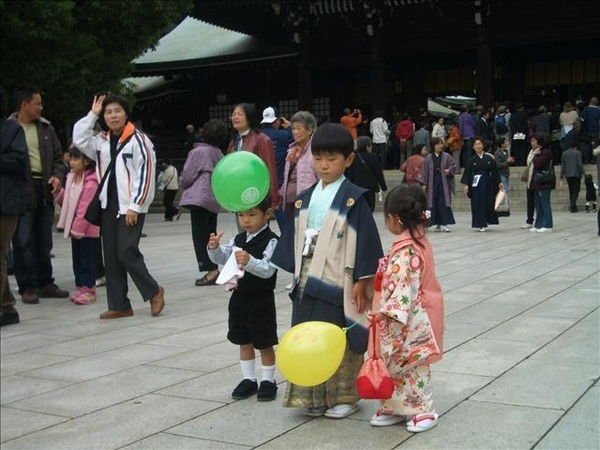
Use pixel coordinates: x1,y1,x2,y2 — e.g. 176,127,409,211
179,119,228,286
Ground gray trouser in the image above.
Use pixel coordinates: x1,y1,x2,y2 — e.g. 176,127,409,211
101,206,158,312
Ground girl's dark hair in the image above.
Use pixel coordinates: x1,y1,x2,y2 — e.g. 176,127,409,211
531,133,548,148
383,184,428,246
311,122,353,157
233,103,258,130
101,94,131,119
68,146,96,171
202,118,228,147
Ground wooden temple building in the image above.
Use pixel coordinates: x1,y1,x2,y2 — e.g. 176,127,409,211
130,0,600,158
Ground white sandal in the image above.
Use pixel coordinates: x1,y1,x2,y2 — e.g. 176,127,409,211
324,404,358,419
370,411,405,427
406,411,438,433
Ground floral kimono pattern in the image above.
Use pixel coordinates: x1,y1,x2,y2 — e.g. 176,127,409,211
371,239,441,415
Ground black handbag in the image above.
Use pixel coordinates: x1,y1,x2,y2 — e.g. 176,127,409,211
533,160,555,184
84,136,133,226
84,158,116,226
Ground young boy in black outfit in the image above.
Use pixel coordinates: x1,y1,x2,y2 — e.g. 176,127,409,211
207,196,279,401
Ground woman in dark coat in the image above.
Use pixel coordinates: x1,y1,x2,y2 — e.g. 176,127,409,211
0,86,28,326
346,136,387,212
461,137,503,232
418,137,456,232
529,134,555,232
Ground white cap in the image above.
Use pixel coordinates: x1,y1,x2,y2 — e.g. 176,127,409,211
261,107,277,124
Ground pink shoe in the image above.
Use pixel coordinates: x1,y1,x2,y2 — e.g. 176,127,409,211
73,287,96,305
70,288,83,303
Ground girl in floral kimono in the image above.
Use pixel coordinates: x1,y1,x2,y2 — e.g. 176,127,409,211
368,184,444,433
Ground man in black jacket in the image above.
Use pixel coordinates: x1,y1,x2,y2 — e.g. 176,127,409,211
9,86,68,304
1,86,27,325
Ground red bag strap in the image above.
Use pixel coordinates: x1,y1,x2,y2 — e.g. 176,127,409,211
368,318,380,360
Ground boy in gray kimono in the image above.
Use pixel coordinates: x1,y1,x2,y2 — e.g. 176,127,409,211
272,122,383,419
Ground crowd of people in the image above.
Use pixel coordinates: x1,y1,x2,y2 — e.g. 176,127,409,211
1,86,598,438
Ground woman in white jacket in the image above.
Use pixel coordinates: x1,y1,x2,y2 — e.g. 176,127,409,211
73,94,164,319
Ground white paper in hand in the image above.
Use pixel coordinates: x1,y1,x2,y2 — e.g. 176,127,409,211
216,246,245,291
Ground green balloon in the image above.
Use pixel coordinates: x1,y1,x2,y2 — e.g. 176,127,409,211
211,151,270,212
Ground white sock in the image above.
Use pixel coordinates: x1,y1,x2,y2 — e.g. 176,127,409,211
261,364,276,383
240,360,256,381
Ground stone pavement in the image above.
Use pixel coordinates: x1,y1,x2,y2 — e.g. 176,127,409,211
1,210,598,450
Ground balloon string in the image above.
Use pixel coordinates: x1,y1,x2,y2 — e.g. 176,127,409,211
229,211,236,236
343,313,369,333
343,322,358,332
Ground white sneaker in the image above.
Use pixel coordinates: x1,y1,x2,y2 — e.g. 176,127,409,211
95,277,106,287
441,226,450,232
521,223,533,229
285,283,293,290
529,227,538,232
324,404,358,419
537,228,553,233
406,411,438,433
479,227,487,232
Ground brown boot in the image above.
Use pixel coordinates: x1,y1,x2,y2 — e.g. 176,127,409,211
37,283,69,298
150,286,164,317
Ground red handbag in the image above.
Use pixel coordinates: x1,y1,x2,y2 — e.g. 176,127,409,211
356,320,394,399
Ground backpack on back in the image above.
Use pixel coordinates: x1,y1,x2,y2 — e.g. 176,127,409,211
495,114,508,134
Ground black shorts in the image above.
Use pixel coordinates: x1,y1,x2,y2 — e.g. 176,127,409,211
227,290,278,349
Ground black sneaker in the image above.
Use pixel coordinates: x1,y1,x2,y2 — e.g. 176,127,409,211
257,380,278,402
231,379,258,400
0,311,20,327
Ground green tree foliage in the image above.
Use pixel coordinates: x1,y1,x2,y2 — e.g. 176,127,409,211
0,0,192,127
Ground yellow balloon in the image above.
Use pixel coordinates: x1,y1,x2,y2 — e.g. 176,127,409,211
277,321,347,387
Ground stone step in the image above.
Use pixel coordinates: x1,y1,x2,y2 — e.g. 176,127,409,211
150,165,598,214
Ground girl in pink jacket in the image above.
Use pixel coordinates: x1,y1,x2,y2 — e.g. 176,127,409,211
55,146,99,304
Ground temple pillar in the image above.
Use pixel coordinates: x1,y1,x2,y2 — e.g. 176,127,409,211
370,36,385,112
298,40,312,111
476,41,493,106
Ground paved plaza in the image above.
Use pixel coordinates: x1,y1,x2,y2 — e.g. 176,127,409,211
1,210,598,450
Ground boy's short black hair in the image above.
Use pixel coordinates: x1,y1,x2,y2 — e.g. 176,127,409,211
239,194,271,214
311,122,353,158
68,146,96,171
255,194,272,213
